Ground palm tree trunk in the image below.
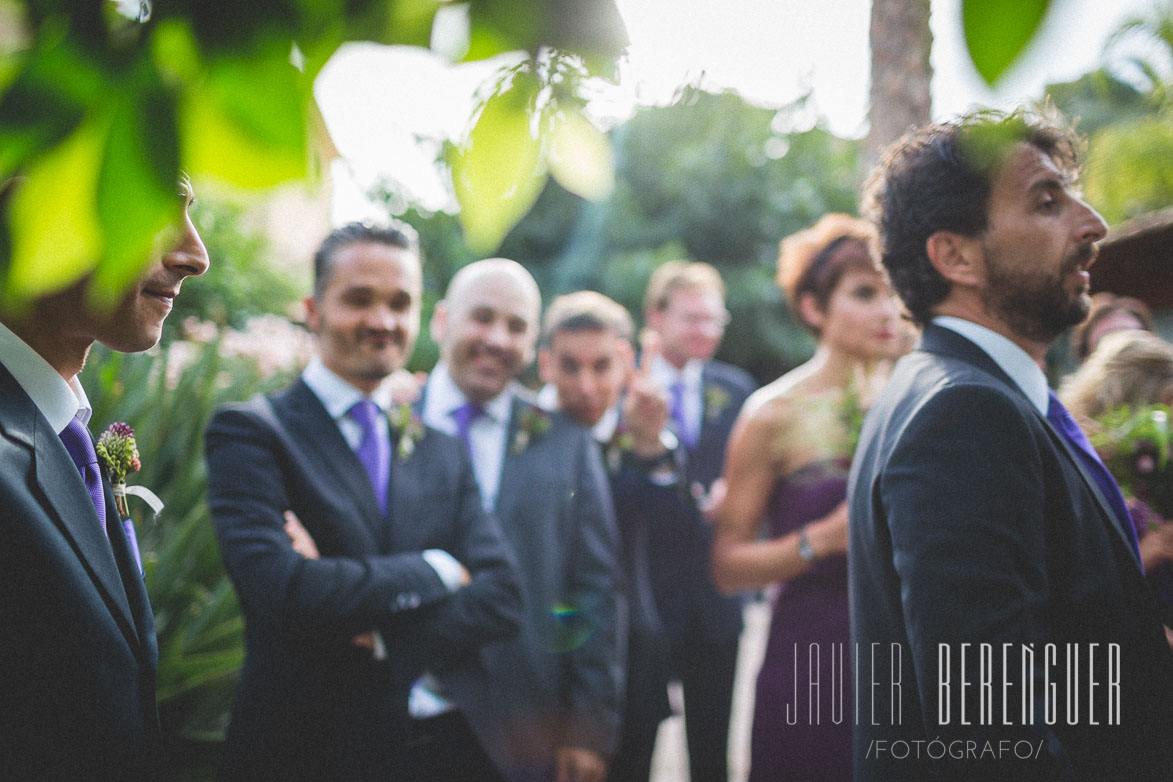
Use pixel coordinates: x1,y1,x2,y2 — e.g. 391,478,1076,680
866,0,934,166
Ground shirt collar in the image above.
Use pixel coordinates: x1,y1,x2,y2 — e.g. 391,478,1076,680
302,356,395,420
536,382,619,441
0,320,88,433
650,353,704,389
426,362,512,424
933,316,1049,415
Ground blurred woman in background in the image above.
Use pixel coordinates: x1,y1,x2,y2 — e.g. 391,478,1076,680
711,214,908,782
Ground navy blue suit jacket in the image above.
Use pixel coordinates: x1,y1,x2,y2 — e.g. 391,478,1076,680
0,365,160,780
206,379,521,781
848,325,1173,781
445,392,624,781
650,359,755,648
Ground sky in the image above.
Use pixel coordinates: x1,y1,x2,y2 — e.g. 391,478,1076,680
315,0,1165,220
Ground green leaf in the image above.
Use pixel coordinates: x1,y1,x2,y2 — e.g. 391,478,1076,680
346,0,443,48
180,50,308,189
90,77,181,306
466,0,540,61
450,71,548,252
547,108,613,201
962,0,1051,85
6,112,107,302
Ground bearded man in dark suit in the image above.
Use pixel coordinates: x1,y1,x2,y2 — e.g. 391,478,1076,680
848,110,1173,781
0,177,208,780
205,222,521,781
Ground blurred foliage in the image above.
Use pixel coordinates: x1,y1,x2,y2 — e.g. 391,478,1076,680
163,197,304,342
0,0,628,308
0,0,1080,308
1084,115,1173,223
1049,2,1173,224
379,89,859,384
450,51,617,253
87,331,300,780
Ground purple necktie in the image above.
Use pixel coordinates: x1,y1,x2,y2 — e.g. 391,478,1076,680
348,399,390,513
670,380,695,450
452,402,484,457
58,415,107,534
1046,390,1141,563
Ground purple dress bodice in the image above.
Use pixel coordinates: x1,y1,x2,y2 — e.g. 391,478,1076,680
749,459,852,782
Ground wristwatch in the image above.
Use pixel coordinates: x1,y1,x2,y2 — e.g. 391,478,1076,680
797,524,818,563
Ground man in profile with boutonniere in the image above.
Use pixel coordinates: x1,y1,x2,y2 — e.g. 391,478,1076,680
640,259,756,782
0,176,208,779
205,222,522,781
422,259,624,782
536,290,712,782
849,109,1173,780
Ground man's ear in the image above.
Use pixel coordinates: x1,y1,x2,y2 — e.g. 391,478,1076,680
303,296,320,334
925,230,983,287
430,299,448,345
537,347,553,384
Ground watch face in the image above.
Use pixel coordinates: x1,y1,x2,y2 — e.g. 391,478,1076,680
798,529,816,562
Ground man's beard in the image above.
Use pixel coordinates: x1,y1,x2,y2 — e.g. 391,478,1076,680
982,245,1095,345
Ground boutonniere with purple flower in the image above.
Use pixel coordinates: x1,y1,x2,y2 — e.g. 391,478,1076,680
95,422,162,574
603,422,635,473
96,422,142,518
704,385,731,422
388,403,425,462
512,406,551,454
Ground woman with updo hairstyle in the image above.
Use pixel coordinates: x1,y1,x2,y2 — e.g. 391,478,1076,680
1060,330,1173,603
711,213,908,781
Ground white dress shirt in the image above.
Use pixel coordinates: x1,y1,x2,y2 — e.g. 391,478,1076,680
422,363,513,513
0,321,91,433
933,316,1050,416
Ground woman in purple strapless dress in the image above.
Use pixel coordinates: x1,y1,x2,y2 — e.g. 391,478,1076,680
712,215,909,781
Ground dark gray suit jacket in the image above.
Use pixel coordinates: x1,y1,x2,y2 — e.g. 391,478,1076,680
0,365,160,780
848,325,1173,781
205,378,521,781
446,391,625,782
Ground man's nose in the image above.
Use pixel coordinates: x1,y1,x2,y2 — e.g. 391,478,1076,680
1074,197,1107,246
165,209,210,278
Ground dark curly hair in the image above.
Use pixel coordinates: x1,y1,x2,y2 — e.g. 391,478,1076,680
860,108,1083,326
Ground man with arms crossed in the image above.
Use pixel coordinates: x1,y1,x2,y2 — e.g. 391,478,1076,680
848,111,1173,781
423,260,624,782
0,177,208,779
206,223,521,781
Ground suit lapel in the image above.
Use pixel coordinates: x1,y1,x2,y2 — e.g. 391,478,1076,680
493,396,525,520
28,408,139,646
1038,410,1144,566
278,380,385,534
923,325,1142,567
100,468,156,653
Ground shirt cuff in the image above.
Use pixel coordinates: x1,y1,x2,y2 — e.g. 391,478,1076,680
422,549,464,592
